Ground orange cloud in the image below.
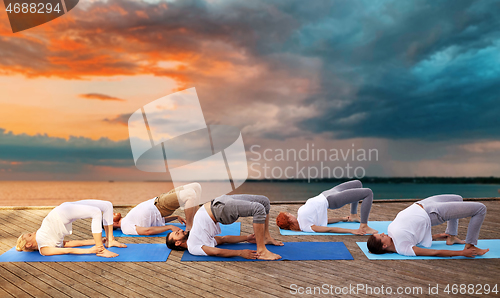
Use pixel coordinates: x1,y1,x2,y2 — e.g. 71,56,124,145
79,93,125,102
1,0,320,141
0,1,260,84
0,103,130,141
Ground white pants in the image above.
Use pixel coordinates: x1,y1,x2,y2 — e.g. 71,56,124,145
57,200,114,234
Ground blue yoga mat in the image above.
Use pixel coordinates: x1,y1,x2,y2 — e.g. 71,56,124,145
357,239,500,260
181,241,353,261
107,222,241,237
0,244,170,262
279,221,390,236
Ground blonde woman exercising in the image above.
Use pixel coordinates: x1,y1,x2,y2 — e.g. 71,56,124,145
16,200,126,258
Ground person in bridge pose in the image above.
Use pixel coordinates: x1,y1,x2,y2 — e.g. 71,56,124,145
112,183,201,235
276,180,377,235
16,200,126,257
367,194,489,257
166,194,283,260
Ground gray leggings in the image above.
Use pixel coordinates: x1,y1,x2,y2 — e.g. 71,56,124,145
418,194,486,245
321,180,374,224
211,194,270,225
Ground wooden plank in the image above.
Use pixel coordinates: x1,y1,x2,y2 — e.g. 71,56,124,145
27,262,95,298
0,202,499,298
58,262,147,298
139,260,229,297
80,261,175,298
7,263,70,297
166,253,274,298
0,273,28,298
0,285,15,298
111,262,220,298
41,262,112,297
0,265,51,298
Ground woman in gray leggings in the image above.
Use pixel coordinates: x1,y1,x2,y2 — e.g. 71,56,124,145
276,180,378,235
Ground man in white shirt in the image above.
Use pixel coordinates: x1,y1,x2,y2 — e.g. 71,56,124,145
113,183,201,235
276,180,377,234
368,194,489,257
166,194,283,260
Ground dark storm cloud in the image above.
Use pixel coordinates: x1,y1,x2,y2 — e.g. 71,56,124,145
295,0,500,140
0,128,133,166
2,0,499,141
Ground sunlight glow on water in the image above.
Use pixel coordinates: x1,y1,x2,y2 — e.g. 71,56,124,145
0,181,498,206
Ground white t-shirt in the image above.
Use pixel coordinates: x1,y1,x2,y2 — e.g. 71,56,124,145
187,207,221,256
297,193,329,233
36,205,72,251
388,203,432,257
121,198,164,235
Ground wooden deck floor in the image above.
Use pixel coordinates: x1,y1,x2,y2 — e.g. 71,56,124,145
0,200,499,297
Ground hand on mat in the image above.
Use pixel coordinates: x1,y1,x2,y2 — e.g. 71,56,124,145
462,247,478,258
90,245,104,254
176,216,186,225
246,234,256,243
351,229,366,236
239,249,258,259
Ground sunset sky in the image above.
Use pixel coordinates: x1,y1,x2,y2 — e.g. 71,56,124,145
1,0,499,180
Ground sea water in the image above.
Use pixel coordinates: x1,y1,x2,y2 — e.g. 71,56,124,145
0,181,498,206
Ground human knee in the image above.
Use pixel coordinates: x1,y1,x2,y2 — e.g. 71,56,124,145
352,180,363,188
182,189,197,200
100,201,113,214
88,207,102,219
191,182,202,194
362,188,373,198
252,203,267,224
476,203,487,215
256,195,271,214
181,189,199,208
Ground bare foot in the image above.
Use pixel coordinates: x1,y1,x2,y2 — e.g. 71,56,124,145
360,225,378,235
265,237,284,246
446,235,465,245
473,247,490,256
106,240,127,248
347,215,360,223
466,244,489,256
257,249,281,260
97,248,119,258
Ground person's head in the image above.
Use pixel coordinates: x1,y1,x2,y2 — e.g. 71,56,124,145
16,232,37,252
166,230,189,251
113,212,122,230
276,212,300,231
367,233,392,254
